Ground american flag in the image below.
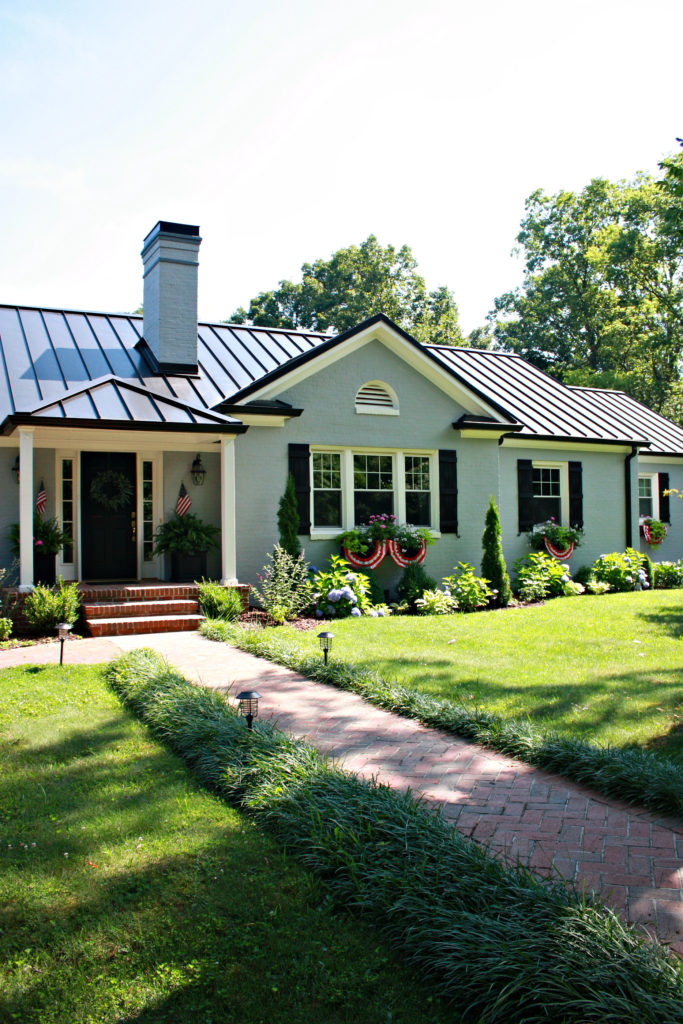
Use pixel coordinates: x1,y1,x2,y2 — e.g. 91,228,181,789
175,483,191,518
35,481,47,517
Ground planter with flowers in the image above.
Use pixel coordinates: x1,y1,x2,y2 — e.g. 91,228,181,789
338,514,434,568
9,516,71,585
527,519,583,561
640,517,667,548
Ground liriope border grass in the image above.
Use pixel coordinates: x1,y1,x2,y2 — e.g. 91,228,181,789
201,620,683,819
105,648,683,1024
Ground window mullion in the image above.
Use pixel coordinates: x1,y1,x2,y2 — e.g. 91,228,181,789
396,451,406,523
343,450,354,528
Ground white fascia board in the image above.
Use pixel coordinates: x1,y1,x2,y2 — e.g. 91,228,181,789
501,437,634,454
241,321,508,420
458,429,508,440
637,454,683,465
5,427,233,451
234,414,288,427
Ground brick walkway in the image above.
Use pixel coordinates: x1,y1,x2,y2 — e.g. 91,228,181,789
3,631,683,954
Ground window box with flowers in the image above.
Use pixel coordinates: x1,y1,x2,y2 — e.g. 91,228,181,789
338,514,434,568
640,517,667,547
527,518,583,561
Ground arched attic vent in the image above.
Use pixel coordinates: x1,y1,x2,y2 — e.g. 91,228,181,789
355,381,399,415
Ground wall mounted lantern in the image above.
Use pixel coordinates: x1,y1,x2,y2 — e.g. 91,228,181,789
317,632,334,665
191,454,206,486
236,690,261,730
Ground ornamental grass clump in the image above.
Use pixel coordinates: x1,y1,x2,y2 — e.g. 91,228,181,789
106,649,683,1024
202,621,683,819
197,580,243,621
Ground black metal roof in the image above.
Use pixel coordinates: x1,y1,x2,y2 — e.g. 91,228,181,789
0,303,681,453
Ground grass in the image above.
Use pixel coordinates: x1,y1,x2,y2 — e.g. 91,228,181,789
247,591,683,759
0,663,456,1024
105,649,683,1024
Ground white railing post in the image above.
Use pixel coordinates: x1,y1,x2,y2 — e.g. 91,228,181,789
18,428,35,590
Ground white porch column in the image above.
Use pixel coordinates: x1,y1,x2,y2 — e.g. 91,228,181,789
220,437,237,585
18,428,35,589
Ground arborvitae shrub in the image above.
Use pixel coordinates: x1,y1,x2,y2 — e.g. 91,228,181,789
277,473,301,558
481,496,511,607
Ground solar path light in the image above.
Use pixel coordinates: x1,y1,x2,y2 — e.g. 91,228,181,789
317,631,334,665
57,622,72,665
236,690,261,730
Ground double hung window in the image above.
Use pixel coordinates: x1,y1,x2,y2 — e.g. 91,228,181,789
638,474,658,520
532,464,561,523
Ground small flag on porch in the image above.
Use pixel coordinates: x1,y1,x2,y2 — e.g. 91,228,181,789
35,481,47,517
176,483,191,518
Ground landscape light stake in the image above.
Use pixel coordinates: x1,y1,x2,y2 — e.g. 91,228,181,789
57,622,72,665
236,690,261,730
317,631,334,665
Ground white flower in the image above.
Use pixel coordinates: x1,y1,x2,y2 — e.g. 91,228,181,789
351,607,361,617
376,608,385,617
367,609,378,617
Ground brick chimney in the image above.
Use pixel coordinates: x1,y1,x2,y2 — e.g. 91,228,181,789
141,221,201,373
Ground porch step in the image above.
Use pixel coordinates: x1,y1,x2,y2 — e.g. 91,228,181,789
79,583,201,602
87,614,205,637
83,599,199,619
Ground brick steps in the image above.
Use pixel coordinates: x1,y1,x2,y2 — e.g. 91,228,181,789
83,599,199,619
88,613,205,637
79,581,249,638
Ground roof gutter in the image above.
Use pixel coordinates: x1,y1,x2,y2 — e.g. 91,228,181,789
624,445,638,548
497,432,652,448
0,414,248,436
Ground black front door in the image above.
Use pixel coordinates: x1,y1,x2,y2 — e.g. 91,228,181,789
81,452,137,580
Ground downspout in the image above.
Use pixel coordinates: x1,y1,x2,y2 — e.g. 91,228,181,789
624,445,638,549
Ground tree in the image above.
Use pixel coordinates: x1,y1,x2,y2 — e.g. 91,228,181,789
489,164,683,414
277,474,301,558
229,236,464,345
481,496,511,608
658,140,683,247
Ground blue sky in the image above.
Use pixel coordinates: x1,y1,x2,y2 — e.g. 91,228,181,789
1,0,681,333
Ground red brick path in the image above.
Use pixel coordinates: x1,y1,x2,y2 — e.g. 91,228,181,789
4,631,682,953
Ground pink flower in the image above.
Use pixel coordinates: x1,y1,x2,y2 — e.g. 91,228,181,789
34,540,43,547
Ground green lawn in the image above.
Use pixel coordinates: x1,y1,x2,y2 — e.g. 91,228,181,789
269,590,683,758
0,664,454,1024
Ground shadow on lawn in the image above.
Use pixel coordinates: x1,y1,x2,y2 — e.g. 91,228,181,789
637,604,683,639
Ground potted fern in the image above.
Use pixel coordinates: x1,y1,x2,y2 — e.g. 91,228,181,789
153,513,220,582
9,516,70,585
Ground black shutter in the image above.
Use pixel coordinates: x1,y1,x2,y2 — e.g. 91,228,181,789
439,450,458,533
288,444,311,533
517,459,534,533
568,461,583,529
659,472,670,524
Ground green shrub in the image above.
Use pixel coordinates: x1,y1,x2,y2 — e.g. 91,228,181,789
654,560,683,589
251,545,311,624
107,649,683,1023
592,549,648,592
481,496,511,606
396,562,436,608
361,568,386,605
197,580,243,621
513,552,570,601
585,578,611,595
277,473,301,558
22,578,80,633
0,617,12,640
311,555,374,618
573,565,593,585
443,562,495,612
415,589,456,615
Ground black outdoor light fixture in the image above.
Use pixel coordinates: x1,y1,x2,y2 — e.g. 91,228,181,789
317,631,334,665
236,690,261,730
57,622,72,665
190,454,206,486
11,456,19,485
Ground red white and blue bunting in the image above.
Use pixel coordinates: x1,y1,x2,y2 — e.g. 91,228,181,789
544,537,575,561
386,537,427,567
342,537,427,569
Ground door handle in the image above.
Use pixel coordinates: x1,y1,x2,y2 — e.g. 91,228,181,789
131,511,137,541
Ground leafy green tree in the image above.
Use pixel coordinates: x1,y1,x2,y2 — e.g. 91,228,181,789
490,165,683,414
277,473,301,558
481,496,511,607
229,236,464,345
658,140,683,246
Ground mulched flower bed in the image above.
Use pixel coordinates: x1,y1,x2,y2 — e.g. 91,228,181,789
238,611,326,632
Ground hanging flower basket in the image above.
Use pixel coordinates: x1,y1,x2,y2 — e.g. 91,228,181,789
387,537,427,567
342,540,387,569
544,537,575,561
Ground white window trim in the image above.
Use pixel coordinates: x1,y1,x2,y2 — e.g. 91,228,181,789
532,460,569,526
55,450,78,581
309,446,440,538
638,472,659,522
